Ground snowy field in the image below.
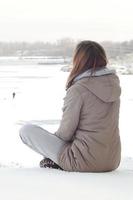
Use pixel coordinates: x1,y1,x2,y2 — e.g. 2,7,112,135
0,64,133,200
0,64,67,167
0,64,132,167
0,162,133,200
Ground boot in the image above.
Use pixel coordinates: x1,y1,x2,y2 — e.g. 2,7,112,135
39,158,63,170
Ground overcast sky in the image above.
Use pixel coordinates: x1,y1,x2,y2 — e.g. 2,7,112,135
0,0,133,42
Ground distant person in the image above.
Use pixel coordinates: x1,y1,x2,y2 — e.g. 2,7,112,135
19,40,121,172
12,92,16,99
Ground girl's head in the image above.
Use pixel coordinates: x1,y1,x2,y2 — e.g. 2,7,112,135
66,40,108,89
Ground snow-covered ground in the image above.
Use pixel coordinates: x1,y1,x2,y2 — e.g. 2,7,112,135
0,160,133,200
0,64,133,200
0,64,67,167
0,64,133,167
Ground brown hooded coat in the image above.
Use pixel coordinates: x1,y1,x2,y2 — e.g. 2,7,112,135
55,70,121,172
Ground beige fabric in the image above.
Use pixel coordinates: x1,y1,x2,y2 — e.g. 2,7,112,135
55,74,121,172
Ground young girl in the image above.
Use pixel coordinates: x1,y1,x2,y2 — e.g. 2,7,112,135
20,40,121,172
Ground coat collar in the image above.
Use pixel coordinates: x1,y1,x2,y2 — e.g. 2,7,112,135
73,66,116,83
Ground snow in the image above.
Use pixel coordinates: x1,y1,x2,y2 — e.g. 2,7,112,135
0,64,133,200
0,158,133,200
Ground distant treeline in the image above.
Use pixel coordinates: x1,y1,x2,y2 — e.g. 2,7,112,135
0,38,133,59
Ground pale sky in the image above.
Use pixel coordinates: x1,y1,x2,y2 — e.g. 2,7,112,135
0,0,133,42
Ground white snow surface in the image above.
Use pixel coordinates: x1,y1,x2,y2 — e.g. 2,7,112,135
0,64,133,200
0,158,133,200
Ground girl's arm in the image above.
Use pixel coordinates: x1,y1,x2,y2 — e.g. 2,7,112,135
55,85,83,141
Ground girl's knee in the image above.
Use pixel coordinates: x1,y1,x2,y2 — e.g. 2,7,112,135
19,124,36,140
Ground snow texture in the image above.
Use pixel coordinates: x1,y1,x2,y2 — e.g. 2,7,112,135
0,158,133,200
0,64,133,200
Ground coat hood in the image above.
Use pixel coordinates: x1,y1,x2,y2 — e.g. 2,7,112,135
73,66,121,102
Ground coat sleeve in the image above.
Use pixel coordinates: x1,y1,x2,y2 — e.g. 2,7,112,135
55,85,83,141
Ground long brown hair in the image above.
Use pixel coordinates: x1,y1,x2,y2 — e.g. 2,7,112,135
66,40,108,90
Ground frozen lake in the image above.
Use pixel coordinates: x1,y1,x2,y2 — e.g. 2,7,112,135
0,64,132,167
